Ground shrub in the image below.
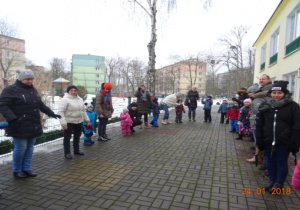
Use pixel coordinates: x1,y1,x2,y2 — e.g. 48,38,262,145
0,140,13,155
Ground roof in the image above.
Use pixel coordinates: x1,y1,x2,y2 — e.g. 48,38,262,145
53,77,70,83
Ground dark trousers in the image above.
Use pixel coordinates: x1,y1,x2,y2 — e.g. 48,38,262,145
139,113,148,123
204,109,211,122
175,113,182,122
98,117,108,136
220,113,226,123
265,144,289,183
63,123,82,155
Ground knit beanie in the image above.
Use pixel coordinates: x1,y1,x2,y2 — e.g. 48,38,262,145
131,102,138,107
271,80,289,94
103,82,113,90
140,84,145,88
85,102,93,108
244,98,252,104
247,83,260,93
175,92,182,98
152,97,157,102
67,85,78,93
17,69,35,81
237,87,248,95
207,95,212,99
123,108,129,113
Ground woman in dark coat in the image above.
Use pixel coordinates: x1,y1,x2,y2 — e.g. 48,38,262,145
134,84,152,128
256,81,300,192
0,70,60,178
186,87,199,121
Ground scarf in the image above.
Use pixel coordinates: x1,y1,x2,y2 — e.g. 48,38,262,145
100,89,112,109
141,90,147,101
258,93,293,112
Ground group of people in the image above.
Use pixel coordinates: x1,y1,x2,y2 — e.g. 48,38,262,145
218,74,300,192
1,70,300,193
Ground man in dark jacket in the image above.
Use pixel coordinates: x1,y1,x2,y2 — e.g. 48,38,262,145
0,70,60,178
186,87,199,122
127,102,142,133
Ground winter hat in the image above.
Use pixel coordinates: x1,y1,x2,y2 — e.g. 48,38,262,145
85,102,93,108
131,102,138,107
228,101,234,105
271,80,289,94
140,84,145,88
247,83,260,93
152,97,157,102
237,87,248,95
67,85,78,93
244,98,252,104
17,69,35,81
177,99,182,103
103,82,113,90
123,108,129,113
207,95,212,99
175,92,182,98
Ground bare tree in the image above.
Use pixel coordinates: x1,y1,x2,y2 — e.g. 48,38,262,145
0,16,20,38
127,0,211,96
49,57,69,80
105,57,122,83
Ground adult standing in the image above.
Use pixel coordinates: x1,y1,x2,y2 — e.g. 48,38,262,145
134,84,152,128
256,81,300,192
0,70,61,177
161,92,182,125
186,87,199,122
58,85,90,159
96,82,114,141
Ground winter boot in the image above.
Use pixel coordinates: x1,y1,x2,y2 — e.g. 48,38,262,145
188,113,191,122
130,127,135,133
235,134,243,140
192,113,196,122
138,124,143,129
167,119,172,124
161,120,167,125
144,122,151,128
263,180,275,190
246,156,255,163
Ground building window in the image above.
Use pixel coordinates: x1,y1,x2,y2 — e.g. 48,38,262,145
285,4,300,55
96,67,99,71
198,78,202,81
282,72,297,99
260,43,266,71
270,28,279,65
95,88,100,91
198,84,201,87
6,50,10,57
96,74,99,78
199,66,203,69
5,40,10,45
199,72,202,75
95,81,100,85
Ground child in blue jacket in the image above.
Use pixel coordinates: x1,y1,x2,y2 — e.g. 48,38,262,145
83,103,97,146
150,97,160,127
201,95,213,122
218,99,228,124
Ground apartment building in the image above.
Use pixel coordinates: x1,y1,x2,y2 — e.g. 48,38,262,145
71,54,105,94
253,0,300,103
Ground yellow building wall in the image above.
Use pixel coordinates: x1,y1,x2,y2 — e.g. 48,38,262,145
253,0,300,103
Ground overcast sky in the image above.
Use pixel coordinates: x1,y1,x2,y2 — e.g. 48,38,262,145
0,0,281,69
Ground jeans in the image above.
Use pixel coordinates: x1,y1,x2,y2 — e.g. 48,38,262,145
265,144,289,183
230,119,239,132
252,129,257,143
188,107,196,114
63,123,82,154
98,117,108,136
13,137,36,172
150,114,159,126
139,113,148,123
162,104,169,120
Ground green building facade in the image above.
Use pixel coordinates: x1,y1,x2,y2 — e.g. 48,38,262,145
71,54,105,94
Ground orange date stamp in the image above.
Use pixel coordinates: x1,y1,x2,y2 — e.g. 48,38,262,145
242,187,292,195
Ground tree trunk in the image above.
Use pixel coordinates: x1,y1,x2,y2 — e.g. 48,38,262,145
147,3,157,97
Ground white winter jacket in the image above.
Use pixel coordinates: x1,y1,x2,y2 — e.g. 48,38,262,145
162,94,180,107
58,93,90,126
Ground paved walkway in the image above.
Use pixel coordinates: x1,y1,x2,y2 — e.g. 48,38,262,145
0,106,300,210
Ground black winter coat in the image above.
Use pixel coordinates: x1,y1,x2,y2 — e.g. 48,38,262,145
127,103,142,126
186,90,199,108
238,106,250,124
0,80,55,138
256,101,300,153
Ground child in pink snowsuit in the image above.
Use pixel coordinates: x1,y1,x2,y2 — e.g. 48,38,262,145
292,159,300,192
120,108,133,135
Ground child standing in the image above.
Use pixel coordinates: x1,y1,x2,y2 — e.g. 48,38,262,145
150,97,160,127
226,102,239,132
120,108,133,135
175,99,185,123
218,99,228,124
83,103,97,146
236,99,252,140
201,96,213,122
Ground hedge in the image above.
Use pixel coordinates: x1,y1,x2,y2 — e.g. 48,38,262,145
0,117,121,155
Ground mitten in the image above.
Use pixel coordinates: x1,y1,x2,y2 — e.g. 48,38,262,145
53,114,61,119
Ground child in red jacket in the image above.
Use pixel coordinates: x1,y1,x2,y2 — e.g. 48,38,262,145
226,102,240,132
175,99,185,123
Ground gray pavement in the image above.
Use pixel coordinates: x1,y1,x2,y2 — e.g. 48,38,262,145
0,106,300,210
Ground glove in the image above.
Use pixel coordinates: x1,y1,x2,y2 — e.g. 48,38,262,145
287,142,299,154
53,114,61,119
